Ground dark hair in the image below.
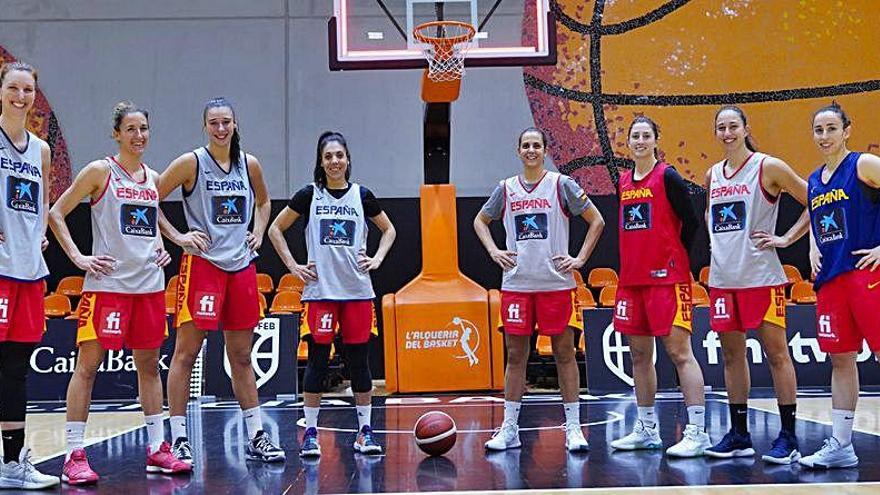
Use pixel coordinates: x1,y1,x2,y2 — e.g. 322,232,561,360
314,131,352,190
627,116,661,158
203,97,241,169
0,61,38,116
518,126,548,148
111,100,149,132
715,105,758,152
813,101,852,129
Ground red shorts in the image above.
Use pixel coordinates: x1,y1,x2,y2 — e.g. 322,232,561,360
0,278,45,343
816,270,880,353
301,300,376,345
77,291,167,350
500,290,574,336
175,254,260,331
709,285,786,332
614,283,693,337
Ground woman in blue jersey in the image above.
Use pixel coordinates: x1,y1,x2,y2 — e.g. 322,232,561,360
268,131,396,458
800,103,880,469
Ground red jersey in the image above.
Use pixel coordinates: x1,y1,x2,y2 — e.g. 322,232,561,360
618,162,691,286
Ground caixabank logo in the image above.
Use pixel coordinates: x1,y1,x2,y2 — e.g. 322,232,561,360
120,204,157,237
211,195,245,224
6,176,38,213
711,201,746,233
622,202,650,231
319,218,356,246
515,213,548,241
816,207,847,245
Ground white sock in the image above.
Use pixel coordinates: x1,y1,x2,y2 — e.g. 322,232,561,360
687,405,706,429
563,402,580,427
65,421,87,460
170,415,187,442
144,414,165,453
831,409,855,446
304,406,320,429
356,405,371,431
242,406,262,439
503,401,521,426
638,406,657,428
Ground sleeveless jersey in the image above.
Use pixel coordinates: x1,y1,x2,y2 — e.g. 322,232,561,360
183,147,254,272
618,162,691,286
83,158,164,294
808,152,880,289
707,152,787,289
0,128,48,281
302,183,374,301
501,171,575,292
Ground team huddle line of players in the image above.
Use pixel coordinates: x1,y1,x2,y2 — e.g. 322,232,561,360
0,61,878,489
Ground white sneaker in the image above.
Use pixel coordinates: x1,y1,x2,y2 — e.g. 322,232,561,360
611,420,662,450
485,422,521,451
564,423,589,452
799,437,859,469
0,448,60,490
666,424,711,458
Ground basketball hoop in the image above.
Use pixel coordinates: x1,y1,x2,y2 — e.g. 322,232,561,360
413,20,476,82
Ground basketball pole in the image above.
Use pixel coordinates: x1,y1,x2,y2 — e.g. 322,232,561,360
423,102,451,184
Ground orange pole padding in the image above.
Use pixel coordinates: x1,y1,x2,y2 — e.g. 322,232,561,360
381,293,398,393
488,289,504,390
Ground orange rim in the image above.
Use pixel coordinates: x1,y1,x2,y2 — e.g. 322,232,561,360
413,21,476,48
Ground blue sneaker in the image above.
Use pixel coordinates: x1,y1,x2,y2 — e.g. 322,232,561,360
705,430,755,458
762,431,801,464
300,427,321,458
353,425,383,455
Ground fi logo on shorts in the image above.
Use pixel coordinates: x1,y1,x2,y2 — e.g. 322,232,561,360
815,208,847,245
515,213,548,240
711,201,746,233
319,219,356,246
622,203,651,231
211,196,246,224
6,177,39,214
120,204,157,237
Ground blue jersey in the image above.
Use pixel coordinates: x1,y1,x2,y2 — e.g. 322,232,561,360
808,152,880,289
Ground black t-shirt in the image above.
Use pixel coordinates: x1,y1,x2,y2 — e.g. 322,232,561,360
662,167,699,250
287,184,383,227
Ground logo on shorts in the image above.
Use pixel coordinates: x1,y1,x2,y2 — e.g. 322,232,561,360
869,281,880,290
211,195,246,224
515,213,548,241
615,299,628,321
318,312,335,333
711,201,746,233
713,297,730,319
196,294,217,318
102,311,122,336
622,202,651,231
506,303,522,324
0,297,8,324
319,219,356,246
815,207,847,245
6,176,39,214
120,204,157,237
817,314,836,340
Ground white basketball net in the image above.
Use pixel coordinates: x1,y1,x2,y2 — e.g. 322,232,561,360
415,22,475,83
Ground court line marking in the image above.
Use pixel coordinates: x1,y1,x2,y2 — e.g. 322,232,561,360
295,411,625,434
745,402,880,438
34,421,151,465
377,481,880,495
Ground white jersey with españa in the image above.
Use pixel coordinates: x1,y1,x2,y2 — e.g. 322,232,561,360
707,152,787,289
303,182,374,301
501,171,576,292
183,147,255,272
83,158,164,294
0,128,47,281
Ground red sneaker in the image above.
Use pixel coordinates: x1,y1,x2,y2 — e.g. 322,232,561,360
62,449,99,485
146,442,192,474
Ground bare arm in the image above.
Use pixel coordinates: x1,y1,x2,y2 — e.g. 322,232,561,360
753,157,810,249
48,161,116,276
39,141,51,251
157,153,209,251
246,154,271,252
268,207,317,281
853,153,880,270
554,203,605,273
473,211,516,270
359,212,396,272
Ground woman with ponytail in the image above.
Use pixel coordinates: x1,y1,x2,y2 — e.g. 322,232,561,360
268,131,396,458
157,97,284,464
704,105,809,463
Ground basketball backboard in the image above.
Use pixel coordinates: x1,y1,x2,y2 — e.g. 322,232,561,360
329,0,555,70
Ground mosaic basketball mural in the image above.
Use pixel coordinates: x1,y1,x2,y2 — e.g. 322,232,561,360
526,0,880,195
0,46,71,201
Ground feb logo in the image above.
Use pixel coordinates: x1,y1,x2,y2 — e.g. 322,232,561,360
319,218,355,246
6,177,39,214
211,195,245,224
120,204,157,237
816,207,847,245
602,323,656,386
224,318,280,389
514,212,548,241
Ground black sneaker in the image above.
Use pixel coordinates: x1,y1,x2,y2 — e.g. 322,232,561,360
246,431,286,463
172,437,193,466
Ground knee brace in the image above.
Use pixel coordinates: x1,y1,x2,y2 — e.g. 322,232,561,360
303,341,332,394
345,343,372,393
0,343,36,422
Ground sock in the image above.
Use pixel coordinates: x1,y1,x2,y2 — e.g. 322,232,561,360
144,414,165,453
563,402,580,427
65,422,87,461
503,401,521,426
356,405,371,431
170,415,187,442
2,428,24,464
687,405,706,430
242,406,262,439
637,406,657,428
729,403,748,434
778,403,796,435
831,409,855,446
304,406,320,430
